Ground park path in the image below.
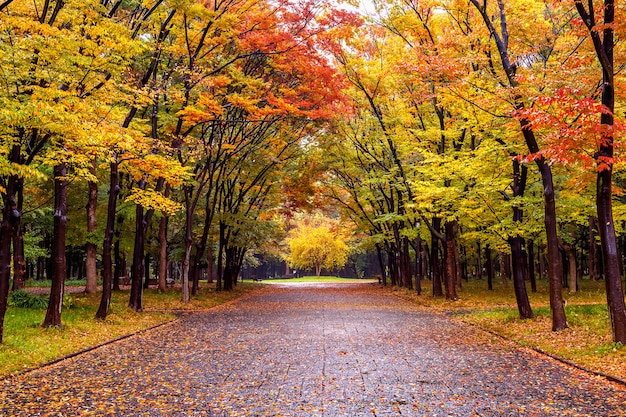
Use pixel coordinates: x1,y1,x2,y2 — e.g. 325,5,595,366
1,283,625,416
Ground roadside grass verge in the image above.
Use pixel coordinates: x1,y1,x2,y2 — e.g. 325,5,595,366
0,282,260,377
391,278,626,381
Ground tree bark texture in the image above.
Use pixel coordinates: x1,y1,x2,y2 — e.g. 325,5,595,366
96,161,120,319
43,163,67,328
85,159,98,294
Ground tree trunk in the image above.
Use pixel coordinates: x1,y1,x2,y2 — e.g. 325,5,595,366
431,218,443,297
499,252,509,288
510,234,534,319
158,211,168,292
527,239,537,292
444,221,459,300
129,183,146,311
11,178,25,291
561,242,577,295
96,161,120,319
0,167,20,343
375,244,386,286
485,245,494,291
85,159,98,294
207,245,214,284
414,237,423,295
143,253,151,289
43,164,67,328
588,217,599,281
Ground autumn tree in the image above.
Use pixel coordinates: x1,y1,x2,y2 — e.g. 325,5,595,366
286,213,350,276
573,0,626,342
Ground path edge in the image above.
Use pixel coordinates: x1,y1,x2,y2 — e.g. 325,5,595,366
1,284,269,381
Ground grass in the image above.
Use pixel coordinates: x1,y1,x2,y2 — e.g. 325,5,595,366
390,277,626,381
260,276,378,284
0,282,260,377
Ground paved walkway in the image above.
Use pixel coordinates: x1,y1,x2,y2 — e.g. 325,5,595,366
2,283,625,416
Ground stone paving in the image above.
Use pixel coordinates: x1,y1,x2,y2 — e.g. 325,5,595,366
1,283,625,416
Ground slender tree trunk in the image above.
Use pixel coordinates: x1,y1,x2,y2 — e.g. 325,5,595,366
375,244,386,285
11,178,25,291
11,220,25,291
485,245,494,291
129,182,146,311
143,253,151,289
0,166,20,342
431,218,443,297
96,161,120,319
43,164,67,328
499,252,509,288
510,235,534,319
476,241,483,280
589,217,599,281
444,221,459,300
85,160,98,294
158,211,168,292
181,187,194,302
527,239,537,292
561,242,577,294
414,237,423,295
207,245,214,284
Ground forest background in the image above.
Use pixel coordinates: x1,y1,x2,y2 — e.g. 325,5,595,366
1,0,626,372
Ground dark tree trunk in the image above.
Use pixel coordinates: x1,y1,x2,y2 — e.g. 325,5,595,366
499,252,509,288
143,253,151,289
158,211,168,292
207,245,214,284
485,245,494,291
129,181,147,312
589,217,599,281
113,219,123,291
11,178,25,291
0,163,21,343
129,178,162,310
216,221,225,291
376,244,386,286
431,218,443,297
43,164,68,328
85,159,98,294
527,239,537,292
510,235,534,319
414,237,423,295
476,240,483,280
444,221,459,300
402,236,412,289
96,161,120,319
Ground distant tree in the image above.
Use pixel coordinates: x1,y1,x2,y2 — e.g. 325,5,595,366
286,216,350,276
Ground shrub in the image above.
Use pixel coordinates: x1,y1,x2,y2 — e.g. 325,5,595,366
8,289,49,309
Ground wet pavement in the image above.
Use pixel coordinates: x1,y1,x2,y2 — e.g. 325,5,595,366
1,283,625,416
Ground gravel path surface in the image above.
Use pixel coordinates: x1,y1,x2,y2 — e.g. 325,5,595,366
2,283,625,416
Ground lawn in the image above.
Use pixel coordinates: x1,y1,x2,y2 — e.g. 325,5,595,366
259,276,378,284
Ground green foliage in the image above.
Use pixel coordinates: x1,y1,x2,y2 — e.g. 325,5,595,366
8,290,76,310
8,290,49,309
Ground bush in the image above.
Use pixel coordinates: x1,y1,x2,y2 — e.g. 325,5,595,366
8,289,49,309
8,290,75,309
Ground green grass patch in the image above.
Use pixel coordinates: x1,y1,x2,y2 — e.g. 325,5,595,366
0,282,260,377
25,279,88,288
261,276,377,284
